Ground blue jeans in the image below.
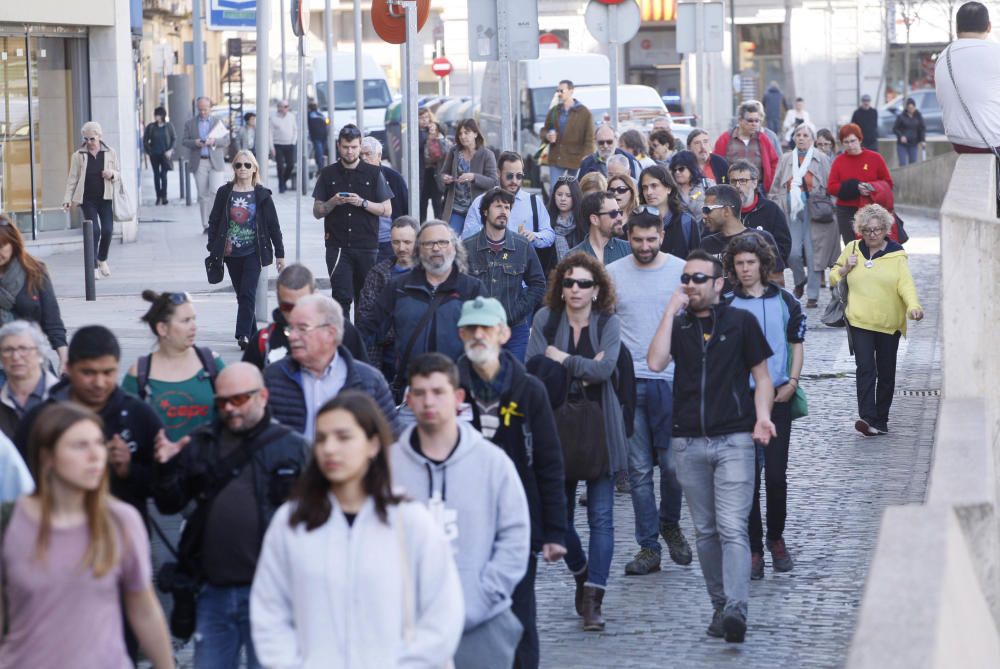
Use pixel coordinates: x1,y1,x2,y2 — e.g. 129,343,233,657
194,584,261,669
896,142,919,166
449,211,467,236
673,433,755,616
312,139,327,170
503,321,530,362
563,476,614,588
628,379,683,552
223,253,262,339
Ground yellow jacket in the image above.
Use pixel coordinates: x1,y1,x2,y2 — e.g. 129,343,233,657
831,239,922,336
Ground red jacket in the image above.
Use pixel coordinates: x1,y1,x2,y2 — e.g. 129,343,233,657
826,149,893,208
713,131,779,191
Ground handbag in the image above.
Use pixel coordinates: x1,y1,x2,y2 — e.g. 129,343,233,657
112,177,134,222
806,191,834,223
205,255,225,284
554,385,608,482
821,241,855,328
790,385,808,420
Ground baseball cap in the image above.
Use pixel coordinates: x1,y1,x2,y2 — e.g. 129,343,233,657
457,297,507,328
861,94,872,102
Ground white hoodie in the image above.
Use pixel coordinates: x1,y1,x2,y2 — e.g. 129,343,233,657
250,496,464,669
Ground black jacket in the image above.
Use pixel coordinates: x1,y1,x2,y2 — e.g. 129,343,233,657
670,303,772,438
16,382,163,521
704,154,730,186
206,183,285,267
892,110,926,145
851,107,880,150
242,306,369,369
458,352,566,551
263,345,399,436
4,271,67,350
381,165,409,220
740,196,792,267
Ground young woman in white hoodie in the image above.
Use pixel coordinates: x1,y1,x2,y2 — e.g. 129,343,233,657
250,391,465,668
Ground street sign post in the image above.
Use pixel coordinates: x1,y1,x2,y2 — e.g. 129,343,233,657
207,0,257,31
431,57,453,77
677,2,725,128
255,0,271,319
584,0,641,130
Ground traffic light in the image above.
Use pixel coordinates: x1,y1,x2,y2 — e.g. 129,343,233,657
739,41,756,71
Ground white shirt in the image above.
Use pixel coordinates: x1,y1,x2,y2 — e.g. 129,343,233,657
301,353,348,441
271,112,298,145
462,189,554,247
935,37,1000,148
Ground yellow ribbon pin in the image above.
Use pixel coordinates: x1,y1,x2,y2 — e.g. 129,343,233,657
500,402,524,427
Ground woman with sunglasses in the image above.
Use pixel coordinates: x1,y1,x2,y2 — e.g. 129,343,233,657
668,150,707,227
62,121,121,281
0,402,174,668
606,174,639,238
440,119,498,234
122,291,225,442
526,253,627,632
547,176,587,260
251,391,463,666
638,165,700,259
206,150,286,350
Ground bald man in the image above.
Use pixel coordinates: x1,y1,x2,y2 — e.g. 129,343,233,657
153,361,309,666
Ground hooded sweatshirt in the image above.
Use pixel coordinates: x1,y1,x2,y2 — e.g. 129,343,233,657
728,282,806,388
391,421,530,630
830,239,921,336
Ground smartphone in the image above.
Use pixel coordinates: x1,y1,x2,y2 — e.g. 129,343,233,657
337,192,351,197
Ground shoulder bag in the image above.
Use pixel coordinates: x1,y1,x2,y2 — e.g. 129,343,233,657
112,177,134,222
205,255,225,284
821,242,856,328
806,190,835,223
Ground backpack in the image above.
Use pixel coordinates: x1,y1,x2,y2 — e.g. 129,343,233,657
135,346,219,401
541,310,636,437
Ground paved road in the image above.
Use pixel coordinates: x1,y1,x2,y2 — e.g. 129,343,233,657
41,169,940,668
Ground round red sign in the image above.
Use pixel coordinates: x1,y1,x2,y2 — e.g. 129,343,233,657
431,57,453,78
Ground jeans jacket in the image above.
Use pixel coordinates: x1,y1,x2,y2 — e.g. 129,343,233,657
462,230,546,326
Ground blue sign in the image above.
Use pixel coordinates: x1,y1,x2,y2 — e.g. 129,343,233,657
207,0,256,31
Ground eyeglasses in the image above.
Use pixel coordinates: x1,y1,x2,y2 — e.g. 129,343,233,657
597,140,615,147
284,323,332,337
598,209,623,219
83,136,99,142
730,177,755,185
701,204,727,215
168,292,191,305
680,272,719,285
556,175,577,183
561,278,596,289
607,186,630,195
860,227,885,235
233,162,254,169
504,172,525,181
419,239,452,250
214,388,261,410
0,345,37,357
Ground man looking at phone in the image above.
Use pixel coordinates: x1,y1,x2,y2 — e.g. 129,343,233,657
312,124,394,319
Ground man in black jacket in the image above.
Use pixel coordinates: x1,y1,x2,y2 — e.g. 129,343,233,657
728,162,791,278
647,249,776,645
154,362,309,668
455,297,565,669
850,94,879,151
361,135,410,264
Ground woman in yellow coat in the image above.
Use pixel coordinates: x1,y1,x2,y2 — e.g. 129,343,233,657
831,204,923,436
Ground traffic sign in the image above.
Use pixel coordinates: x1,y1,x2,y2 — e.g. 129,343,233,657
290,0,309,38
372,0,430,44
431,57,453,78
585,0,641,44
207,0,256,32
676,2,725,53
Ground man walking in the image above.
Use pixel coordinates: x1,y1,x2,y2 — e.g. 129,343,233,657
728,161,791,271
463,188,546,361
578,124,641,182
153,363,309,669
571,191,631,265
850,95,880,151
307,101,328,171
312,124,394,317
540,79,594,182
648,249,776,644
687,129,729,186
392,353,530,669
183,97,230,232
606,212,692,577
361,135,409,263
455,297,566,669
699,185,783,290
271,100,297,193
712,102,780,192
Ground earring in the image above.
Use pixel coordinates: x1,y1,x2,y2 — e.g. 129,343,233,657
591,295,597,302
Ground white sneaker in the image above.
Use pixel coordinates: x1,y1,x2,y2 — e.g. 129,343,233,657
94,268,102,281
98,260,111,277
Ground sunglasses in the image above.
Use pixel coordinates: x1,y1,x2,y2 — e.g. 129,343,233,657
680,272,719,285
340,127,362,140
607,186,630,195
83,136,100,142
214,388,261,410
561,278,596,289
701,204,727,215
278,300,296,313
168,292,191,305
556,175,577,183
233,162,254,170
599,209,623,219
504,172,525,181
597,140,615,147
671,166,688,172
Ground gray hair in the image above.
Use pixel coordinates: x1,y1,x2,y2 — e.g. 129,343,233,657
80,121,103,138
361,135,383,156
740,100,764,120
0,320,53,366
295,294,344,345
416,220,468,273
607,154,630,172
728,159,760,181
595,122,617,139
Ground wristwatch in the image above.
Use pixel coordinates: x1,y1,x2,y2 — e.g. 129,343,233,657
361,199,369,210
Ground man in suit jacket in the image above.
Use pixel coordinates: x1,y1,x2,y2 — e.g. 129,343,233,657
183,96,231,232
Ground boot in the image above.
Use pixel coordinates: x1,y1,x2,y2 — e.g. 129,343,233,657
582,585,605,632
573,568,588,616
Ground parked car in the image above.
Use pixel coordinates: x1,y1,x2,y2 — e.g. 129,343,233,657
878,88,944,137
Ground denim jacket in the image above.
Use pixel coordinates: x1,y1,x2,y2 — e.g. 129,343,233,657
463,230,546,326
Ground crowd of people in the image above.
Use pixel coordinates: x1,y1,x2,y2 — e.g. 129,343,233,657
11,1,983,663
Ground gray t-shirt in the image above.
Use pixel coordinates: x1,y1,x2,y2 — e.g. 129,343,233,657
606,253,685,381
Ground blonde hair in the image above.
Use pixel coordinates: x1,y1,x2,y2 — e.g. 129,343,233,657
607,174,639,213
853,204,893,236
230,150,262,187
579,172,608,197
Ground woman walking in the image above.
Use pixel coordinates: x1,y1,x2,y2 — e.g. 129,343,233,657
121,291,225,441
0,402,174,668
420,109,449,219
251,391,464,666
526,253,627,632
827,123,892,245
206,150,285,350
547,175,587,260
0,215,68,371
62,121,121,280
830,204,923,436
440,119,498,234
143,107,176,205
669,150,707,227
638,165,700,259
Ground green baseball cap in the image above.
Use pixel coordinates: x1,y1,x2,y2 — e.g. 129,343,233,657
457,297,507,328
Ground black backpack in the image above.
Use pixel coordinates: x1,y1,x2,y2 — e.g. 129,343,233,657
135,346,219,401
541,310,637,437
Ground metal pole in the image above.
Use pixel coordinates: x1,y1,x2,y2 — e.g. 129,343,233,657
608,7,618,131
404,1,420,220
469,61,477,114
324,0,336,154
280,0,288,100
353,0,365,135
497,0,513,151
82,220,96,301
183,160,193,205
256,0,273,322
24,30,38,240
515,66,521,153
296,37,305,260
192,0,205,99
695,0,704,125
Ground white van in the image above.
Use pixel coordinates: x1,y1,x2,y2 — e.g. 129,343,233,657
571,84,669,130
310,53,394,143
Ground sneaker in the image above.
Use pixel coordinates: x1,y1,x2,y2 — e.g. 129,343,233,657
750,552,765,580
624,547,661,575
237,336,250,351
767,538,794,572
706,608,724,638
722,607,747,643
806,299,818,309
855,419,880,436
98,260,111,277
93,268,102,281
659,522,693,566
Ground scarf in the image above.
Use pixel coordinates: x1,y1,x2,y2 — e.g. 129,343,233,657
0,257,26,324
789,146,814,220
553,213,577,259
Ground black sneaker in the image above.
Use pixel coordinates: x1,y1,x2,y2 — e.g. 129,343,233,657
624,547,661,575
722,608,747,643
706,608,724,638
767,538,795,572
237,336,250,351
659,522,693,566
751,552,765,580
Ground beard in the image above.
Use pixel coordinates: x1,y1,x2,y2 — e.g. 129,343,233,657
464,340,500,367
423,249,456,275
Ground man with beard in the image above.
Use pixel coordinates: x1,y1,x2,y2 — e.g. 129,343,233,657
699,185,782,291
571,191,631,265
686,129,729,186
578,124,641,182
464,188,546,362
455,297,566,669
606,213,692,577
648,249,776,644
358,220,486,397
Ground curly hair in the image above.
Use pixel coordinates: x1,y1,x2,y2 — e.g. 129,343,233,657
853,204,893,236
543,252,616,313
722,232,777,285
